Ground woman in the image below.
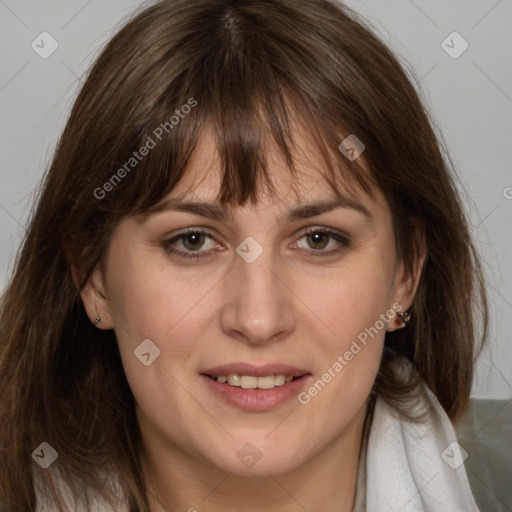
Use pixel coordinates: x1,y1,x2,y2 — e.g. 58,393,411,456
0,0,488,510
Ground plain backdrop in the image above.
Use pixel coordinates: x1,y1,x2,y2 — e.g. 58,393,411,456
0,0,511,399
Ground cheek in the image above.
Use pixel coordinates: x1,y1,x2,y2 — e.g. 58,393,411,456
103,253,198,372
106,251,193,334
105,257,206,429
291,248,394,410
305,249,395,348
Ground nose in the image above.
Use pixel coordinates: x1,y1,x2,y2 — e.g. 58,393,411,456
219,249,296,346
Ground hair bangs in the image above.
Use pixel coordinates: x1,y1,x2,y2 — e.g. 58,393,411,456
110,74,375,222
87,1,377,220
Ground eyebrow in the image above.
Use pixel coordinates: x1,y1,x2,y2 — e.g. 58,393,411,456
144,196,373,222
284,197,372,221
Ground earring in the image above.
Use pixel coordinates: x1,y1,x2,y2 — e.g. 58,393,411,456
397,310,411,325
94,316,101,325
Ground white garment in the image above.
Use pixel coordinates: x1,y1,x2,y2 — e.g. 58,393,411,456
365,377,479,511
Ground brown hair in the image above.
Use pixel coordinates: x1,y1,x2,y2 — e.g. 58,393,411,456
0,0,488,510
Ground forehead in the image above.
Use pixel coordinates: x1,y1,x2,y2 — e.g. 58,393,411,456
162,126,383,215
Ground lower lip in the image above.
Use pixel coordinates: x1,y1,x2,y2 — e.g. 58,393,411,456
201,374,311,411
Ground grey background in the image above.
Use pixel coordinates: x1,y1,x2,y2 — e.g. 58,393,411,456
0,0,511,399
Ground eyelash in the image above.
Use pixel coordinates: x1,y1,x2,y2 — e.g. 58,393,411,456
162,227,351,260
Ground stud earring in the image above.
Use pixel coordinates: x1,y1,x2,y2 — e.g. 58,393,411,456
94,316,101,325
397,310,411,325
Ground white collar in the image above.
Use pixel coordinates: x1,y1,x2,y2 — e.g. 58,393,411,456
366,362,479,511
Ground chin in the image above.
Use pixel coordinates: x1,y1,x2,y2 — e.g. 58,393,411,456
204,436,308,477
226,454,301,478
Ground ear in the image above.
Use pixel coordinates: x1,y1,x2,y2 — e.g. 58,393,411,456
387,231,427,332
79,266,115,329
63,237,114,330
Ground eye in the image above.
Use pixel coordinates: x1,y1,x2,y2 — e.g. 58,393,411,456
292,227,350,257
162,228,221,259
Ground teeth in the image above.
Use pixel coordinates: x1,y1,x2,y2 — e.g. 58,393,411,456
240,376,258,389
227,374,241,386
214,374,296,389
274,374,286,386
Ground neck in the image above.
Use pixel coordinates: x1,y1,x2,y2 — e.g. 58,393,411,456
139,402,369,512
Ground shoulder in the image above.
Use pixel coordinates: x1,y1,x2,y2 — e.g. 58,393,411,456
454,398,512,512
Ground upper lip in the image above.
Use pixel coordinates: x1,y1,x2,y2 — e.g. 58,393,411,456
201,363,310,378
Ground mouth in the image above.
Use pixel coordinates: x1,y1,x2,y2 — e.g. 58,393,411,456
200,363,311,411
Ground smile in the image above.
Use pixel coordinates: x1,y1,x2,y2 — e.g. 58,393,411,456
207,374,296,389
201,363,311,411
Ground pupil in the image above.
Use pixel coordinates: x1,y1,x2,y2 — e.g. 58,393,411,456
310,232,328,249
185,233,203,250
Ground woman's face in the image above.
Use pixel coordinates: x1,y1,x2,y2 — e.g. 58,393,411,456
82,128,419,477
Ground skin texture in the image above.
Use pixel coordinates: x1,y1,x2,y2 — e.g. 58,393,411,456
78,127,425,511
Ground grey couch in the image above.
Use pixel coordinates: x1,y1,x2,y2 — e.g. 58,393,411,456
455,398,512,511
